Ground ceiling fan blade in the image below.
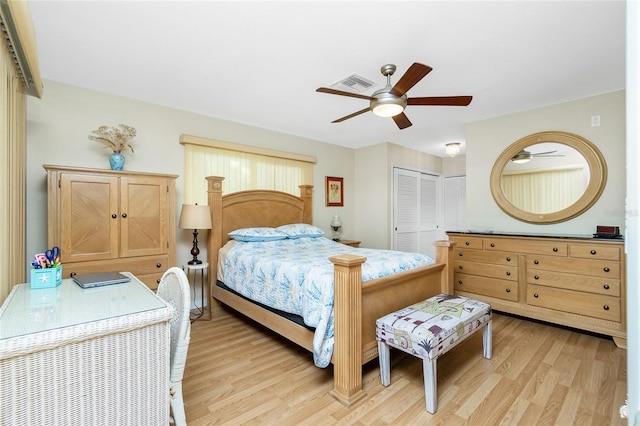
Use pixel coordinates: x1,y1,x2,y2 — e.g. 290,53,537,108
316,87,373,101
389,63,432,97
532,150,558,156
392,112,412,129
407,96,473,106
331,107,371,123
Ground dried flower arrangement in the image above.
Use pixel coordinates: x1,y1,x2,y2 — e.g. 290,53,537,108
88,124,137,154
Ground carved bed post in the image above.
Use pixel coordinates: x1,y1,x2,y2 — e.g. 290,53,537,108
328,253,368,407
206,176,224,311
298,184,313,224
435,240,455,294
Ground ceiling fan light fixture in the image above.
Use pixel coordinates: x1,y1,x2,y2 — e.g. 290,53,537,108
372,103,404,117
445,142,461,158
511,150,532,164
370,91,406,117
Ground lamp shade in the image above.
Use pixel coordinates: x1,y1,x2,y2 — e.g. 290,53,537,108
179,204,212,230
330,214,342,228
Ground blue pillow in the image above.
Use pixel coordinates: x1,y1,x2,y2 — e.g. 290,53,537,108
277,223,325,239
228,227,287,242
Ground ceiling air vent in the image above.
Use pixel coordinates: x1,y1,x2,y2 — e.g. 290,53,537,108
330,73,377,93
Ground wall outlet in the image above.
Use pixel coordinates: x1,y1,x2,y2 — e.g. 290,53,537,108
591,115,601,127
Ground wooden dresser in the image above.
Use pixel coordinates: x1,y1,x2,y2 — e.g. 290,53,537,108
44,165,178,290
447,232,626,347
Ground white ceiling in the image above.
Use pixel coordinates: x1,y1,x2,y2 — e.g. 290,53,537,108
27,1,626,157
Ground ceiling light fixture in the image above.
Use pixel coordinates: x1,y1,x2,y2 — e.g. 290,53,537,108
511,150,532,164
445,142,461,158
370,92,406,117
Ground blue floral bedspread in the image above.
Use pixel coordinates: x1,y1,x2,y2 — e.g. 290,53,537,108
222,237,434,367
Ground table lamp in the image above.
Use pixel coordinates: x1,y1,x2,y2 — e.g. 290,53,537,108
330,214,342,241
179,204,212,265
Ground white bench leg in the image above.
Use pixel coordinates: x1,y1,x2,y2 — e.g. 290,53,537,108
378,340,391,386
423,357,437,414
483,319,492,359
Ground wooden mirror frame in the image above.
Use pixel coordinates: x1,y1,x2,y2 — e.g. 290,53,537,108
490,131,607,224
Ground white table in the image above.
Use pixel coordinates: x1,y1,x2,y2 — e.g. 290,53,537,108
0,272,173,426
184,262,210,321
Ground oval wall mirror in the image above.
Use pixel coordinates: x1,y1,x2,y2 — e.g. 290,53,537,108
490,131,607,224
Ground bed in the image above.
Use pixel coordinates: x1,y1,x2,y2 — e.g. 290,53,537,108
206,176,454,406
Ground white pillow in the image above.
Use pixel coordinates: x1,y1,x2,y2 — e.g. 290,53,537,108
228,227,287,242
277,223,325,239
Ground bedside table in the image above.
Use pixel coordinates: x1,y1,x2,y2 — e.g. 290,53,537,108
183,262,210,321
337,239,361,248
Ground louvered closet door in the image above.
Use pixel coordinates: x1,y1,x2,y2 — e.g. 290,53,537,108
393,167,440,258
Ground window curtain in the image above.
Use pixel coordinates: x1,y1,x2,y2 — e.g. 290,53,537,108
501,167,587,214
1,0,43,302
181,136,314,205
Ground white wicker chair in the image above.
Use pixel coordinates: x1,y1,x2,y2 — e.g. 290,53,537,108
157,267,192,426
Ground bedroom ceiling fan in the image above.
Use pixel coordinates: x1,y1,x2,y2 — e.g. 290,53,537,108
316,63,473,130
510,149,564,164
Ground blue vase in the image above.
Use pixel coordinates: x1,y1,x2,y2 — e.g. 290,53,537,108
110,152,125,170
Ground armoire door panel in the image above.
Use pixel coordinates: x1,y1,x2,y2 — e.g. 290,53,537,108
119,177,168,258
60,174,119,262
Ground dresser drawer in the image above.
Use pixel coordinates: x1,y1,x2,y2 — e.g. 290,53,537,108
455,260,517,281
62,255,170,279
569,244,621,261
526,255,620,278
527,284,620,322
527,269,620,296
454,249,518,266
454,273,518,301
485,239,567,256
449,235,483,250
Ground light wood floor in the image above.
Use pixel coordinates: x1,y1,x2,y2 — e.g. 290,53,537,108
182,307,627,425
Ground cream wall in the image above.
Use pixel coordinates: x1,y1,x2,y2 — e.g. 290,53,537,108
442,155,466,177
26,80,357,269
466,90,625,235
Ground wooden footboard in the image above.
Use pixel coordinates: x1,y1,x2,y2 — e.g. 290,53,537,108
205,176,454,407
329,241,453,406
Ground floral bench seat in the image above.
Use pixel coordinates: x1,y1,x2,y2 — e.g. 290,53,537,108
376,293,492,414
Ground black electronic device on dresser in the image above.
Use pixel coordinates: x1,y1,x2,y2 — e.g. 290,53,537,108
594,225,622,239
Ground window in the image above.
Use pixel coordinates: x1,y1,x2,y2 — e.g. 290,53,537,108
181,134,315,205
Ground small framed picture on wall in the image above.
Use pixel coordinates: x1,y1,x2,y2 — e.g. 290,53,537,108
326,176,343,207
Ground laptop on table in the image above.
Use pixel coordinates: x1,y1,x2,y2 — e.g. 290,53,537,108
73,271,131,289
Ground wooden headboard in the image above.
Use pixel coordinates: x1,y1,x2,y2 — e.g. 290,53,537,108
205,176,314,272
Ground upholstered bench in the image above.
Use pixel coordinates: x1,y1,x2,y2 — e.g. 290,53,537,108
376,294,492,414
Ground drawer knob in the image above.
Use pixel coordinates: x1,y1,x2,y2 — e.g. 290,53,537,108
534,260,539,265
603,267,610,273
465,241,470,246
490,243,495,248
553,247,558,252
506,271,511,276
458,252,463,256
112,214,117,219
590,250,597,255
506,288,511,293
458,280,463,285
156,263,162,268
122,213,127,218
603,284,610,290
458,265,463,270
506,257,511,262
157,279,161,284
534,275,539,280
70,272,76,277
533,293,539,298
603,305,610,311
